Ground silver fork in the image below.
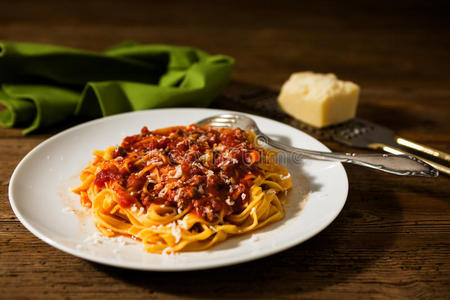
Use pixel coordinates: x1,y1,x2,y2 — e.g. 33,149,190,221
196,114,438,177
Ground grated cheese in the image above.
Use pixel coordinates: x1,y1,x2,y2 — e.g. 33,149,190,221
225,197,235,206
280,173,291,180
169,165,182,178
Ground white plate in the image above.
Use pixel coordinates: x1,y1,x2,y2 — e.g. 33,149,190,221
9,108,348,271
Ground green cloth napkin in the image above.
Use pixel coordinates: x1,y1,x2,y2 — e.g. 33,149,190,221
0,41,234,134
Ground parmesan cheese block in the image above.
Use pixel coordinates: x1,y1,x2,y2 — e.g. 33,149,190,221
278,72,360,127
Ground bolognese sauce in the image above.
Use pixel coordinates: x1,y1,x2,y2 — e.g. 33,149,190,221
94,124,262,221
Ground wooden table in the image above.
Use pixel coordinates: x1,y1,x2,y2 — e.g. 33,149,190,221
1,1,449,299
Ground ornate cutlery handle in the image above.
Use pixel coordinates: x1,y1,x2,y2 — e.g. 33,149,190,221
256,131,438,177
372,137,450,176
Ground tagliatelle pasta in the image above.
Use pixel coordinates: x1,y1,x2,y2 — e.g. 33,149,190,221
72,124,291,253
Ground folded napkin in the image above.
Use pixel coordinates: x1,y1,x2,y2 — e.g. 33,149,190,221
0,41,234,134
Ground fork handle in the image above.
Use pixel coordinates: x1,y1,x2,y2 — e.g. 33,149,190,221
257,132,438,177
370,136,450,176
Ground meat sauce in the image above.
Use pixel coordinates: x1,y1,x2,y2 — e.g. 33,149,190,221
94,124,261,221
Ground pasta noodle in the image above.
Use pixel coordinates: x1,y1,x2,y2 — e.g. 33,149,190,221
72,124,291,253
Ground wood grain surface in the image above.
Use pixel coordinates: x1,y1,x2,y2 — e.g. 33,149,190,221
1,1,449,299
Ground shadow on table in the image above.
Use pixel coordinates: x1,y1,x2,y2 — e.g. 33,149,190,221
91,156,409,298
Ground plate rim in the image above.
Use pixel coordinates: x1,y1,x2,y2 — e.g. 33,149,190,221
8,107,348,271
